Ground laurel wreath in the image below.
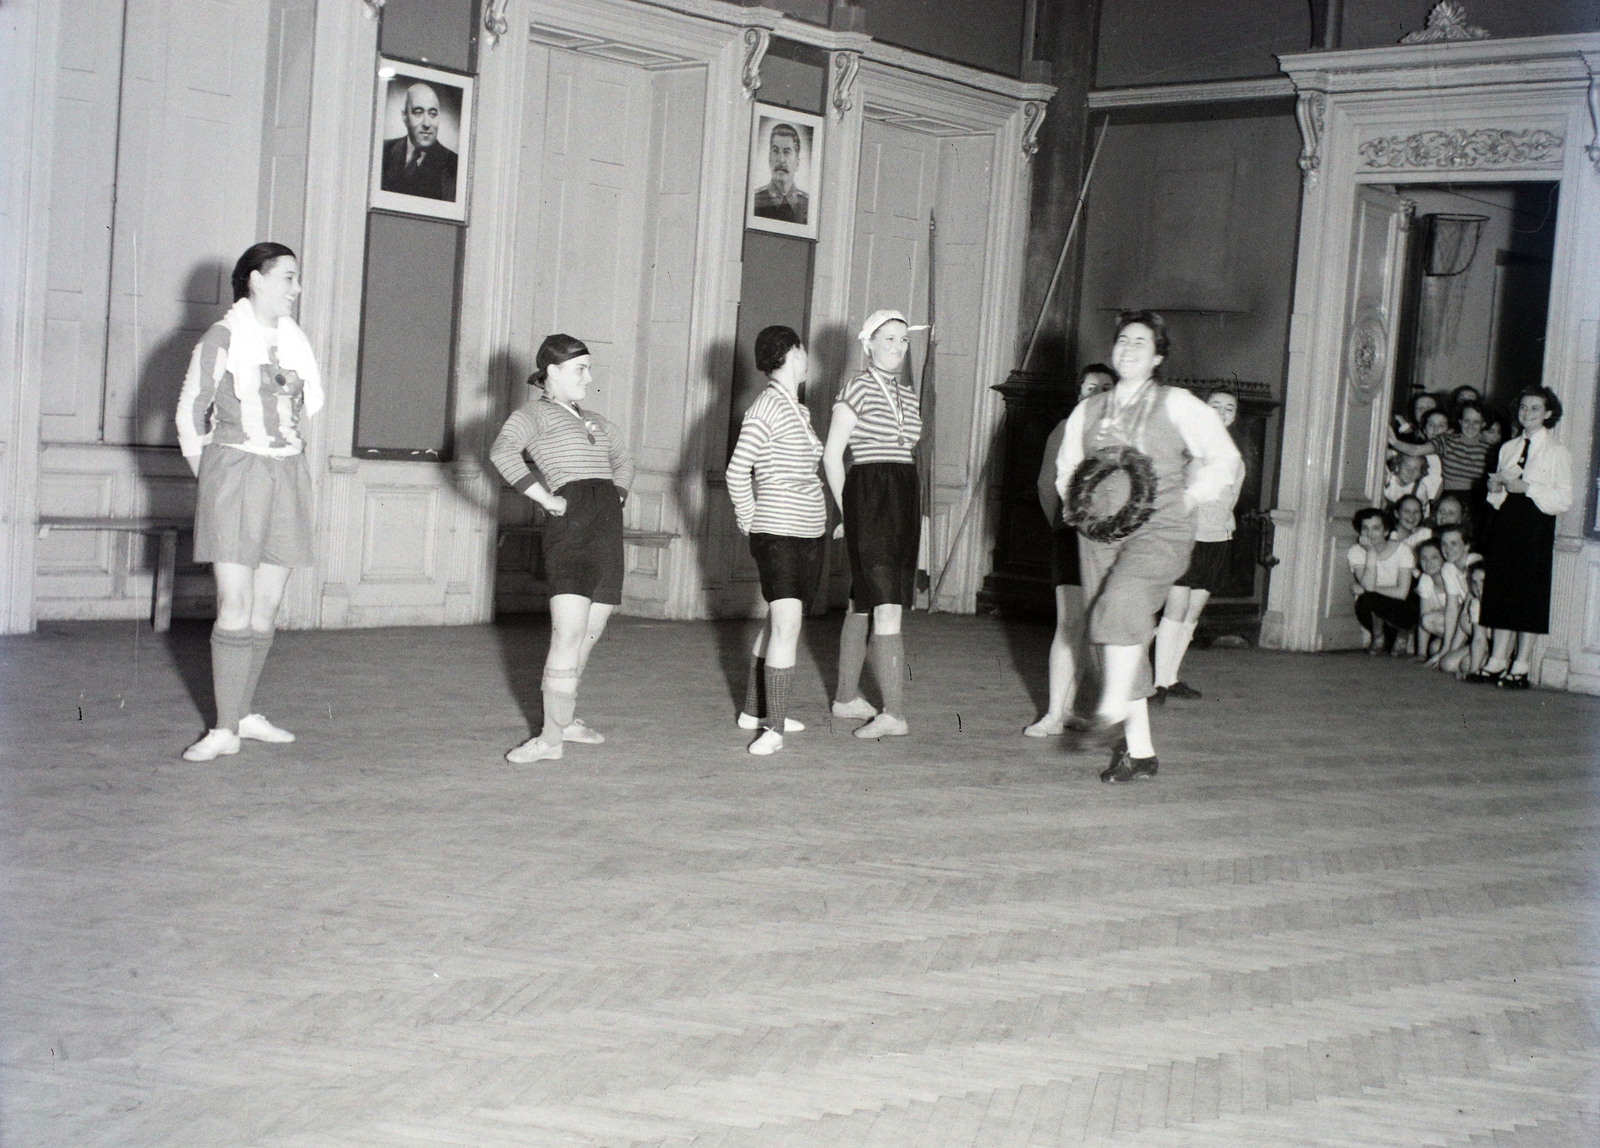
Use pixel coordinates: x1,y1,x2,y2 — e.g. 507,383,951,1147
1064,445,1158,543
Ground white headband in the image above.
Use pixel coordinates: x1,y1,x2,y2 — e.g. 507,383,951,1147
857,308,930,346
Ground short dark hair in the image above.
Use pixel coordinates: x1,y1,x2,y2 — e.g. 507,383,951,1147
770,123,801,149
754,326,803,376
231,242,296,302
1352,505,1392,533
1453,401,1485,431
1395,494,1424,516
1416,538,1444,560
1080,362,1114,382
529,333,590,388
1205,384,1238,404
1114,310,1169,360
1520,386,1563,429
1437,522,1471,547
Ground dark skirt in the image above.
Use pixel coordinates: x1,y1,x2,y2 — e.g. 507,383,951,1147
1478,492,1555,633
1050,527,1080,588
748,532,824,603
843,462,920,608
543,479,625,605
1175,539,1231,593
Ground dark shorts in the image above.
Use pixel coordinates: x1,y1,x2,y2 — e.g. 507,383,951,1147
1176,539,1231,593
843,462,920,608
748,533,824,603
1050,528,1081,587
193,445,315,567
544,479,624,605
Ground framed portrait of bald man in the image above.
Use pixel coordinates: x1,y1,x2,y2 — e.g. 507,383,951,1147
369,58,473,223
746,105,822,240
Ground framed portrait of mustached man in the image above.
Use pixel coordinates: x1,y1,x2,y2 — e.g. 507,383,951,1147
746,104,822,239
370,58,473,223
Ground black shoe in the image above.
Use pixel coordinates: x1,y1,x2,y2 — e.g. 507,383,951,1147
1463,668,1501,684
1497,671,1531,690
1166,681,1203,700
1127,754,1159,779
1150,686,1167,707
1100,742,1135,783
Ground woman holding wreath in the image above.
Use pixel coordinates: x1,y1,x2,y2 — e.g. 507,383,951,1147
823,309,926,739
726,326,826,755
1054,312,1240,782
491,335,634,762
175,242,322,762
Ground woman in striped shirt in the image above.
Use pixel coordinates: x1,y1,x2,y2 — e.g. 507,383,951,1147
491,334,634,763
726,326,826,755
1388,401,1493,533
173,242,323,762
822,309,925,739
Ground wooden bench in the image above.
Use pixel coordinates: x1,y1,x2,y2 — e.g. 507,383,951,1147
36,516,191,632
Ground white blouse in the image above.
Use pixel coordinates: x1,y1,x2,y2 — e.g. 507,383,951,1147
1486,427,1572,516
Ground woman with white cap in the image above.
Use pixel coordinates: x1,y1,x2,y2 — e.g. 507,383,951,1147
822,309,926,738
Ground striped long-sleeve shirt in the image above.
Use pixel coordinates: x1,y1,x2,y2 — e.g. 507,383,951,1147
838,368,922,465
175,323,311,458
490,395,634,498
726,384,826,537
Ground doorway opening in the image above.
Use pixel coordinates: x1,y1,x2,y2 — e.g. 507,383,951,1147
1389,182,1558,435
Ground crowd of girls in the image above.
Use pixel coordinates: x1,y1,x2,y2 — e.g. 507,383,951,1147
174,244,1569,769
1356,384,1573,687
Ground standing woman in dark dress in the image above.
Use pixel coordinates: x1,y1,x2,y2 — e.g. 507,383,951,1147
1472,387,1572,688
823,309,925,739
491,335,634,761
726,326,827,755
175,243,322,762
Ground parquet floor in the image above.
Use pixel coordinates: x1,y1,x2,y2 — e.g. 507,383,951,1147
2,613,1595,1147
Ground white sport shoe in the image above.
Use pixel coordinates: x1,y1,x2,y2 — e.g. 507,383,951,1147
506,736,563,764
1023,715,1066,738
737,712,805,732
237,713,295,743
852,713,909,739
562,719,605,744
182,728,241,761
831,697,877,720
747,729,784,756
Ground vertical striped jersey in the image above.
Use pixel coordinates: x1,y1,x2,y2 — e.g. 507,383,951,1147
175,324,310,458
491,395,635,497
837,368,922,464
727,383,827,537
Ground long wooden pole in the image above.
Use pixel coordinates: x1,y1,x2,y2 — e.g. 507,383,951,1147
931,114,1110,605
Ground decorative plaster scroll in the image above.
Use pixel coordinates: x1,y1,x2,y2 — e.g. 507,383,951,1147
1294,91,1325,184
1020,101,1046,159
1587,69,1600,175
482,0,510,47
1400,1,1489,44
1359,128,1563,169
361,0,384,18
741,27,770,99
830,51,860,119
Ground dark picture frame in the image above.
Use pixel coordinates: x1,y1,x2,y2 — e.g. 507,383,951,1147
370,57,473,223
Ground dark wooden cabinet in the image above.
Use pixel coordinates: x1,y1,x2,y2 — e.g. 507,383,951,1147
978,370,1280,642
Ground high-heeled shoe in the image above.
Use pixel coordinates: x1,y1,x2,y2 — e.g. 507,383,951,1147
1496,670,1531,690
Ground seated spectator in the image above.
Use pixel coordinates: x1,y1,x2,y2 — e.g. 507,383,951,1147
1440,566,1488,678
1392,391,1441,443
1388,495,1431,548
1432,492,1468,532
1414,538,1466,666
1437,523,1479,574
1348,506,1416,656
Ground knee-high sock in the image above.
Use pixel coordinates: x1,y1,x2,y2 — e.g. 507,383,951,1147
743,655,766,717
241,628,275,717
835,612,870,703
1153,617,1184,687
1173,620,1198,682
763,665,793,734
210,625,254,732
870,631,905,718
540,668,578,744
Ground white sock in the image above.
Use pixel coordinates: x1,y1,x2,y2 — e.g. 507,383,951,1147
1153,618,1184,687
1171,621,1198,683
1125,699,1155,758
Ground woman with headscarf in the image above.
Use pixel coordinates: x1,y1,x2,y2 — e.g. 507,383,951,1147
822,309,926,739
491,335,634,762
1054,311,1241,782
174,242,322,762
